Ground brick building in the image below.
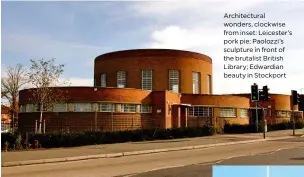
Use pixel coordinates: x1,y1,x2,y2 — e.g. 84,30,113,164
18,49,303,133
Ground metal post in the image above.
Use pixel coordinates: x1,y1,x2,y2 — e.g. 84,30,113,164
95,108,97,131
258,102,266,139
263,108,266,139
43,119,45,134
111,104,114,132
35,120,38,133
292,104,295,136
255,101,259,132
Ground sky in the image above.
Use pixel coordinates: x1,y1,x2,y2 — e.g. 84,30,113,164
213,165,304,177
1,0,304,95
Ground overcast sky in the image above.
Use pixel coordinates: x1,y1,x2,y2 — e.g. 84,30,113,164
2,1,304,95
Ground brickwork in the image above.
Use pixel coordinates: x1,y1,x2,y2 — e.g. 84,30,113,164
94,49,212,94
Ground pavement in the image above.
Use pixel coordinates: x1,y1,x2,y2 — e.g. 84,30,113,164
1,129,304,168
2,136,304,177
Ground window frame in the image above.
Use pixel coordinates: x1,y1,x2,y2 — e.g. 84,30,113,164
121,104,137,113
219,107,237,118
101,73,107,87
192,72,201,94
207,74,211,94
117,71,126,88
73,103,93,112
240,108,249,118
169,69,180,93
140,105,152,113
142,69,153,90
99,103,116,112
53,103,68,112
188,106,213,117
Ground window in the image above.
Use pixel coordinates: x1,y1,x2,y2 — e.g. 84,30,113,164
26,104,35,112
19,105,26,113
240,109,249,118
117,71,126,88
74,103,92,112
207,74,211,94
220,108,237,117
142,70,152,90
53,104,67,112
188,106,213,117
169,70,179,93
192,72,200,94
101,73,106,87
141,105,152,113
121,104,136,113
276,110,290,118
291,111,303,119
99,103,116,112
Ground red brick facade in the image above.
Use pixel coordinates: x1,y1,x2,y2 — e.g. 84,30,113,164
18,49,303,133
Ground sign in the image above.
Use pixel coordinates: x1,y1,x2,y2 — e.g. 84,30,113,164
157,109,161,113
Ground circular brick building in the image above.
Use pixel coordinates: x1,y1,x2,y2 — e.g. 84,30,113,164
94,49,213,94
18,49,303,133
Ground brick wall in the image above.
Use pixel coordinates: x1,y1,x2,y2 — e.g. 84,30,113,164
94,49,212,94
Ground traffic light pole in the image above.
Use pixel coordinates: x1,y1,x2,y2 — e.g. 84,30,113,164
258,102,266,139
255,101,259,133
292,103,295,136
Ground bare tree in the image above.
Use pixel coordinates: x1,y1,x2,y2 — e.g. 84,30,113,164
26,58,66,133
1,64,27,132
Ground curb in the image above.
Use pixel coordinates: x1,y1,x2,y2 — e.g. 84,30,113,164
2,138,268,167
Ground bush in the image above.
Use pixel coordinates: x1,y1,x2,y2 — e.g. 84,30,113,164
1,125,216,149
224,124,255,134
224,120,304,134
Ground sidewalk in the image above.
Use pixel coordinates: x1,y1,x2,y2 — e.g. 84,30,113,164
2,129,302,167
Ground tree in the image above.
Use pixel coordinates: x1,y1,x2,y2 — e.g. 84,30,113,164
26,58,66,133
1,64,27,132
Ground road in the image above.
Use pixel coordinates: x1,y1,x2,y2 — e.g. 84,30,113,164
2,137,304,177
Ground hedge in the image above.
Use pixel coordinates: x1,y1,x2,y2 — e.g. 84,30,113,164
1,125,216,150
224,120,304,134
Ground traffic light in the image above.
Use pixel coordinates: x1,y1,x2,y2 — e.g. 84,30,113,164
262,86,270,101
251,84,259,101
292,90,300,105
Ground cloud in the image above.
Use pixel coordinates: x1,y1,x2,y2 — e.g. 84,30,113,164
130,0,265,17
137,1,304,95
147,26,221,50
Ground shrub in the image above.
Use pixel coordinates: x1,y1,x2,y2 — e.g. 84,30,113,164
0,125,215,149
223,123,255,134
224,120,304,134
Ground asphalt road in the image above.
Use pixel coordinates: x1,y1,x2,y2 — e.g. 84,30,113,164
2,137,304,177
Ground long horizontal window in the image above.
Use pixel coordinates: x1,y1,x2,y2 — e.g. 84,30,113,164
276,110,290,118
26,104,35,112
188,106,213,117
121,104,136,113
53,104,67,112
220,108,237,117
99,103,116,112
74,103,93,112
141,105,152,113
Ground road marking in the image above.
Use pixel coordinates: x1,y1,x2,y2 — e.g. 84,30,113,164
269,148,290,154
